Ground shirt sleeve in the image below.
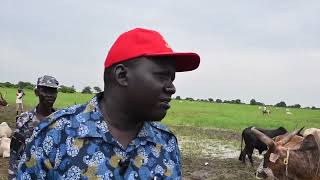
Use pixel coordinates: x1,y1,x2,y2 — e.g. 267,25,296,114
173,136,182,178
16,129,56,179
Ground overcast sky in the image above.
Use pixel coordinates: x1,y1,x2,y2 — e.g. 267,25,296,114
1,0,319,107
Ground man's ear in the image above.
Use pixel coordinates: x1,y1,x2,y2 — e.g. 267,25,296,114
113,64,128,86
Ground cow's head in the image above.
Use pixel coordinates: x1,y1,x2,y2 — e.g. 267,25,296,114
252,127,320,180
0,92,8,106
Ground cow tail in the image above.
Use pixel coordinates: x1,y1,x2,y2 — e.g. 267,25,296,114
240,132,244,152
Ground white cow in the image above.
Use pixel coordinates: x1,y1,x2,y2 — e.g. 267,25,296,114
286,111,293,115
0,122,12,138
0,137,11,157
303,128,320,137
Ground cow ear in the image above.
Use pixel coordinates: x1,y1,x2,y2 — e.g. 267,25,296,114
299,134,318,151
269,153,280,163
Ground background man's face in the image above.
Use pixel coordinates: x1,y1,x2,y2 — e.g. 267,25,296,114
36,86,58,107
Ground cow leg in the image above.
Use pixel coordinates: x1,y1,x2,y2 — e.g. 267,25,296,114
247,147,254,166
240,146,247,163
239,150,244,162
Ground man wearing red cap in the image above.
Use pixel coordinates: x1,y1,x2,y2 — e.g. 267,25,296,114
17,28,200,179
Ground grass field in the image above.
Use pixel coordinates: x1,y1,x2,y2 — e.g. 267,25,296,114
1,87,319,132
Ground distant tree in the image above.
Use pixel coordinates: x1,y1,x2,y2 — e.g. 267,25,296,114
250,99,257,105
82,86,92,94
208,98,214,102
215,99,222,103
0,82,17,88
59,85,76,93
235,99,241,104
185,97,194,101
93,86,102,93
250,99,264,106
275,101,286,107
175,96,181,100
311,106,317,110
289,104,301,108
17,81,35,90
256,102,265,106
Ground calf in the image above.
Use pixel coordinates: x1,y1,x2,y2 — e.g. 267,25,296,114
0,122,12,138
253,127,320,180
0,137,11,158
239,126,287,165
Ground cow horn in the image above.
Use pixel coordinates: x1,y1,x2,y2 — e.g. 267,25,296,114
279,128,301,145
251,127,276,151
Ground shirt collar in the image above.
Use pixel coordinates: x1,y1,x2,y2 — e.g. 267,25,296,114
76,94,166,146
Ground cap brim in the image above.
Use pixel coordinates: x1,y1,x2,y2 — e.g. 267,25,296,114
145,52,200,72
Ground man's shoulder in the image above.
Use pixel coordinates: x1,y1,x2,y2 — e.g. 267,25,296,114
16,110,35,128
149,122,176,138
34,103,103,140
34,104,86,133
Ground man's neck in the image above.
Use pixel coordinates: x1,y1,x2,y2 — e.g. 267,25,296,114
100,97,144,148
36,104,54,120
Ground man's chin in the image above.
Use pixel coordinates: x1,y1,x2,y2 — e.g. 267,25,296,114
146,111,167,122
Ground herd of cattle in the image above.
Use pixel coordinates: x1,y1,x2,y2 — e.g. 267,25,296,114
240,126,320,179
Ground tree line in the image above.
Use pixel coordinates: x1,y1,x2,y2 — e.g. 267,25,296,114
175,96,318,109
0,81,102,94
0,81,317,109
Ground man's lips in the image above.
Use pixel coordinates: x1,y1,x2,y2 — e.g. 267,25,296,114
159,98,171,109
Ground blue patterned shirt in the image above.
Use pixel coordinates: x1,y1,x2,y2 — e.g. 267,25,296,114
17,95,181,179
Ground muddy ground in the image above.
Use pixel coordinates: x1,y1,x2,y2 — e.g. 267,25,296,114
0,106,261,179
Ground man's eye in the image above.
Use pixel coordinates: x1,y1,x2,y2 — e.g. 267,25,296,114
157,74,169,80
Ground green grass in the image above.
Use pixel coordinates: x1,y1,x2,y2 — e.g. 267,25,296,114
0,87,94,109
1,87,319,132
163,100,320,132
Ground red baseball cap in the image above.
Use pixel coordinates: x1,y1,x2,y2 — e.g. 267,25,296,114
105,28,200,72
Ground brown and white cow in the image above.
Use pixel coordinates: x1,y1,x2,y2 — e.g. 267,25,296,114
252,127,320,180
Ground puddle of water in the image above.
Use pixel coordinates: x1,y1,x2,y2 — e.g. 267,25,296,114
177,135,263,160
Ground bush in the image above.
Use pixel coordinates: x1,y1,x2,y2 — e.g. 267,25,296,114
59,85,76,93
215,99,222,103
17,81,35,89
185,97,194,101
275,101,286,107
288,104,301,108
93,86,102,93
175,96,181,100
82,86,92,94
0,82,17,88
250,99,264,106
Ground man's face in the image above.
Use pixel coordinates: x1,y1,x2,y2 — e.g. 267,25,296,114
35,86,58,108
127,57,176,121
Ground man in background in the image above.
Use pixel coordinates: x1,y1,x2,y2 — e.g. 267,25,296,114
9,75,59,180
15,89,25,115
